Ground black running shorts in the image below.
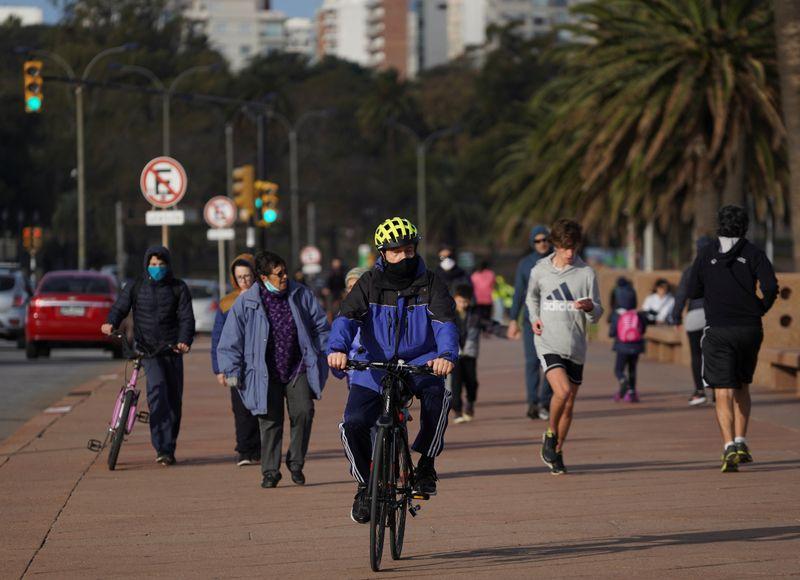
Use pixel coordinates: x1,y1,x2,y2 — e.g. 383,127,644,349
701,326,763,388
540,354,584,385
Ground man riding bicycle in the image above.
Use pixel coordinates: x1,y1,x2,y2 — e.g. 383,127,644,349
327,217,458,524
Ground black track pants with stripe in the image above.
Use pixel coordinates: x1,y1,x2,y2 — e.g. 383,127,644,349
339,382,451,484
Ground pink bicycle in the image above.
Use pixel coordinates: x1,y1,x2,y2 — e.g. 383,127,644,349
87,332,170,470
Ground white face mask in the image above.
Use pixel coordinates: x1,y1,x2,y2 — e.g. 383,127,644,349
440,257,456,271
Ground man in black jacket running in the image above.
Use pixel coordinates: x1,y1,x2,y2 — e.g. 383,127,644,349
687,206,778,473
102,246,195,465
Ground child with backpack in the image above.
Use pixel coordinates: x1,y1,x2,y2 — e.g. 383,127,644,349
608,277,647,403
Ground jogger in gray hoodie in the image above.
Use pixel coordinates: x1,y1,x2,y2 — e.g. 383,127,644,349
526,219,603,474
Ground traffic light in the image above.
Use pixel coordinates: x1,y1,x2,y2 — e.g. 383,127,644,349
32,227,43,251
23,60,43,113
22,227,43,251
232,164,255,220
254,180,279,227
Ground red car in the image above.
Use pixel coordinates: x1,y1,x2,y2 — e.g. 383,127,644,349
26,270,120,359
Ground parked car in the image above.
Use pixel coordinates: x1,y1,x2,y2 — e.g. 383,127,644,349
0,268,32,347
185,278,219,333
25,270,119,359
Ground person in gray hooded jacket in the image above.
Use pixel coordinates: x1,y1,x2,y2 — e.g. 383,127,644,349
526,219,603,474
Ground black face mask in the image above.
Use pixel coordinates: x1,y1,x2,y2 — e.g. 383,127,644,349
382,255,420,288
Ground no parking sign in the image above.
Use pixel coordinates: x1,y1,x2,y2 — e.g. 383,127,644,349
140,156,188,208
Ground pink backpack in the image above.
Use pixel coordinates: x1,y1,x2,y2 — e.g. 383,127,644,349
616,310,643,343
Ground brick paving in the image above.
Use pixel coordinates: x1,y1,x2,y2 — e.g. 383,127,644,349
1,336,799,578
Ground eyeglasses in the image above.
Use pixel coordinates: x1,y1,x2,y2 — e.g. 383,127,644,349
235,274,254,282
534,238,548,244
270,269,288,279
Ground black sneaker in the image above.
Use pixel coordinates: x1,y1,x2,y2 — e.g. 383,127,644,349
237,453,255,467
261,471,282,488
351,485,370,524
526,403,539,420
735,441,753,463
551,452,567,475
414,457,438,496
721,445,739,473
156,454,176,466
290,469,306,485
540,430,558,468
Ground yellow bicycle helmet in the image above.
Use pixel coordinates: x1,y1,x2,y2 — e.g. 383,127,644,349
374,217,420,250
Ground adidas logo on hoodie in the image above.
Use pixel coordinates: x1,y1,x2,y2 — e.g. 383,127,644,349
542,282,580,311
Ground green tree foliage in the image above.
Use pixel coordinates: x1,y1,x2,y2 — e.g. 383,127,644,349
493,0,786,242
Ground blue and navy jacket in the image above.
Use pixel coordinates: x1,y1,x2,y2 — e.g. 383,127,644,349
328,257,459,393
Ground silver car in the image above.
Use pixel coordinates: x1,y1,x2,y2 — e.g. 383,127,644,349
0,269,32,347
185,279,219,334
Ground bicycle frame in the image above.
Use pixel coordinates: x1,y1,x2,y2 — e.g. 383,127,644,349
109,361,142,435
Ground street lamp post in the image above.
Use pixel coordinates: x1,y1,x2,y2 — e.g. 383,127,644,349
74,44,136,270
391,122,458,260
164,63,220,156
268,110,329,271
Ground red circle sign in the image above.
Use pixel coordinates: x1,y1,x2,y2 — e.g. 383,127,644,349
140,156,188,208
203,196,237,228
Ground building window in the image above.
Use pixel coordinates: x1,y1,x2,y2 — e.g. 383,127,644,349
261,22,284,38
240,45,251,55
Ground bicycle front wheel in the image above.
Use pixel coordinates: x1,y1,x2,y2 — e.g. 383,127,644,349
107,390,134,471
390,427,410,560
369,425,390,572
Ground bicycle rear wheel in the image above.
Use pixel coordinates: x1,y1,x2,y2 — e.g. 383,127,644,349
107,390,134,471
390,427,410,560
369,425,390,572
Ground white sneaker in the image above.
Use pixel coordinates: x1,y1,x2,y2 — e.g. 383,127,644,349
453,415,468,424
538,408,550,420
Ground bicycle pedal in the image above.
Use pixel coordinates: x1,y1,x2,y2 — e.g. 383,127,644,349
412,492,430,501
136,411,149,423
86,439,103,452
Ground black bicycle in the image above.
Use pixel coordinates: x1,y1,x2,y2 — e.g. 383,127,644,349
345,360,435,572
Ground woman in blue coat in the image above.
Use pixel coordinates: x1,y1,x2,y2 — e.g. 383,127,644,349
217,251,330,488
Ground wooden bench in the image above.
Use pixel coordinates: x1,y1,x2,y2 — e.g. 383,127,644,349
760,348,800,396
644,326,684,364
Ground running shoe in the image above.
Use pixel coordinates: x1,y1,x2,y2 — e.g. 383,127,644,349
538,407,550,421
735,441,753,463
453,411,467,424
540,429,559,468
721,444,740,473
237,453,255,467
526,403,539,420
351,485,370,524
414,457,438,496
623,390,639,403
290,469,306,485
551,452,567,475
688,391,707,406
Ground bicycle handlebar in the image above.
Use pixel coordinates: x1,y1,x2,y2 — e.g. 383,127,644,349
110,331,176,359
344,360,436,376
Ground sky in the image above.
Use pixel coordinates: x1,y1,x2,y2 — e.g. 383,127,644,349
0,0,322,24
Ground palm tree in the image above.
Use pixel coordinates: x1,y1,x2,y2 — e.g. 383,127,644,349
493,0,786,244
774,0,800,270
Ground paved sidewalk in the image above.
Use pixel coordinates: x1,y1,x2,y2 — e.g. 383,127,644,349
1,336,799,578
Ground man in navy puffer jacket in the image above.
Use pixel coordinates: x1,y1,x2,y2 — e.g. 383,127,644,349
103,246,195,465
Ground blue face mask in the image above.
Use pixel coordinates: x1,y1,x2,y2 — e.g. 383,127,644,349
263,278,281,294
148,265,168,281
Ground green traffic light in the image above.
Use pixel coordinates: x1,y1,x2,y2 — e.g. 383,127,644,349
26,96,42,112
263,209,277,223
